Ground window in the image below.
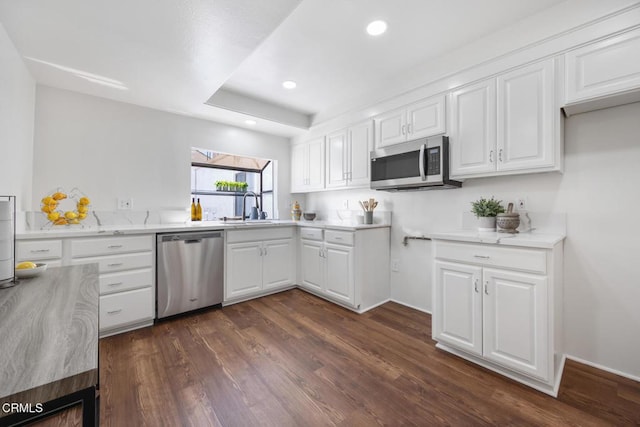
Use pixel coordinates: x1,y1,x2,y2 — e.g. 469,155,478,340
191,148,275,220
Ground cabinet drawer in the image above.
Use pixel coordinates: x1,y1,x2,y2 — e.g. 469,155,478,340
324,230,354,246
71,235,153,258
99,268,153,295
227,226,294,243
435,241,546,274
299,227,323,241
72,252,153,273
100,287,154,331
16,240,62,261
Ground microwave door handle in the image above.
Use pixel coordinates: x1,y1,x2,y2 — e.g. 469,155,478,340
419,143,426,181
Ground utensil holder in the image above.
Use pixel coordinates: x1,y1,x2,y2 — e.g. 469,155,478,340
364,211,373,225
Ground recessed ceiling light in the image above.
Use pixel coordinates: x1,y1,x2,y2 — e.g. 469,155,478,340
282,80,297,89
366,20,387,36
245,119,257,126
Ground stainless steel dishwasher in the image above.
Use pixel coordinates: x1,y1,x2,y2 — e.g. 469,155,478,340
156,230,224,319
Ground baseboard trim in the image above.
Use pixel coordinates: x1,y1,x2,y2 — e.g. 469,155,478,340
389,299,431,315
565,354,640,383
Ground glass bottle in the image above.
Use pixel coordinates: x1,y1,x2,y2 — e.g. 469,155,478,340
190,198,196,221
196,198,202,221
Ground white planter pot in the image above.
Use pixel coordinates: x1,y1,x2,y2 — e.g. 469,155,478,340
478,216,496,231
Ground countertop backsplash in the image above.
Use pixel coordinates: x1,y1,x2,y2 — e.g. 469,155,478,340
20,209,190,232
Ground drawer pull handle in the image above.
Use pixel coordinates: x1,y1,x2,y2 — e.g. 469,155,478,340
334,237,343,240
30,249,50,253
107,263,124,267
474,255,490,259
189,298,198,302
484,282,489,295
474,279,479,293
108,245,123,249
107,309,122,315
107,282,123,287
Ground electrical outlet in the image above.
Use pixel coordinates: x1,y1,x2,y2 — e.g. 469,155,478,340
516,198,526,211
391,259,400,272
117,198,132,210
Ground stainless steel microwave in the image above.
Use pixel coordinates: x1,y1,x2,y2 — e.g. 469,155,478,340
370,136,461,191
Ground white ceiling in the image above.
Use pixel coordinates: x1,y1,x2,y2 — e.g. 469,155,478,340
0,0,566,137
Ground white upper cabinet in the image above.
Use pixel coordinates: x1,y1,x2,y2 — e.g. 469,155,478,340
326,121,372,189
450,58,561,179
326,129,348,188
565,27,640,107
449,79,497,177
374,94,446,149
497,59,556,172
291,137,325,193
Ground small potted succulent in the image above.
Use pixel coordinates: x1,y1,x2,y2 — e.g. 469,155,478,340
471,196,505,231
239,182,248,193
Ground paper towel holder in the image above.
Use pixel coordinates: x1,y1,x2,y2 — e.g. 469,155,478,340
0,195,17,289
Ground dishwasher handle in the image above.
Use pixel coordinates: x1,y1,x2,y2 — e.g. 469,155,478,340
159,231,223,243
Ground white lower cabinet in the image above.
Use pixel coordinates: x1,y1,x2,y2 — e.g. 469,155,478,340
16,239,63,267
100,287,154,332
300,236,355,306
433,239,563,396
225,227,295,303
70,235,155,337
299,227,388,312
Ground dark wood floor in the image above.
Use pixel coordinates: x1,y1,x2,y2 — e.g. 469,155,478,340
36,289,640,426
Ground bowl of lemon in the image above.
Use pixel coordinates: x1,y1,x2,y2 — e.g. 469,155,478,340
15,261,47,279
41,189,91,226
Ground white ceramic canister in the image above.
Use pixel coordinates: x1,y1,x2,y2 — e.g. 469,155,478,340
0,258,12,282
0,201,11,221
0,238,13,260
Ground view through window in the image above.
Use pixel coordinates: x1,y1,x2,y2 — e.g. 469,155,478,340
191,148,275,220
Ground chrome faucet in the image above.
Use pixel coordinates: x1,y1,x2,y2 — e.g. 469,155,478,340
242,191,259,221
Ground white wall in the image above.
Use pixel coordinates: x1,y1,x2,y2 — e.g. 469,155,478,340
0,22,35,210
305,102,640,379
32,86,292,217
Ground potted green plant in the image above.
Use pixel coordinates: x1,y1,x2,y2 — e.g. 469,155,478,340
215,180,224,191
239,182,248,193
471,196,505,231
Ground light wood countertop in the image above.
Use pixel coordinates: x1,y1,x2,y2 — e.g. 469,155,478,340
0,264,99,415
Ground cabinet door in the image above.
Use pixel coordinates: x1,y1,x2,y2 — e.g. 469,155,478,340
326,130,348,188
433,261,483,356
449,79,497,177
374,108,407,148
291,143,306,193
307,137,325,191
226,242,263,299
324,243,355,306
483,268,549,381
300,240,323,292
348,121,373,187
263,239,295,290
407,95,446,139
497,59,555,171
566,27,640,103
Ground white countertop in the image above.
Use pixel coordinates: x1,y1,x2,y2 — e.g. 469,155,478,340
428,230,565,249
16,219,390,240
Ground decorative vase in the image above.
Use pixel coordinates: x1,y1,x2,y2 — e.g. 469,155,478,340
478,216,496,231
291,201,302,221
